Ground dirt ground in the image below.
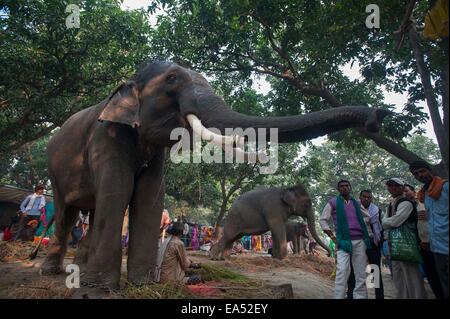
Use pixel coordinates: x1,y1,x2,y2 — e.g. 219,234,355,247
0,242,437,299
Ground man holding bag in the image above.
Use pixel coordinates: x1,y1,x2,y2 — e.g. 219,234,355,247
382,178,427,299
409,161,448,299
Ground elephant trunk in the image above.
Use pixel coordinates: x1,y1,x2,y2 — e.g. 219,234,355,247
179,84,390,144
306,210,332,257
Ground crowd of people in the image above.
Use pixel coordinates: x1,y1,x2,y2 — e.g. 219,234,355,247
0,159,447,299
319,160,448,299
156,213,216,251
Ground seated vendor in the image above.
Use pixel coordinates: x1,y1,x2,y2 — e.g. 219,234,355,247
155,221,201,284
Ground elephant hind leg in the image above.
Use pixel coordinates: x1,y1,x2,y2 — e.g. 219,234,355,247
41,204,79,275
73,210,95,273
210,236,230,260
222,229,243,259
268,223,287,260
210,227,242,260
209,240,224,260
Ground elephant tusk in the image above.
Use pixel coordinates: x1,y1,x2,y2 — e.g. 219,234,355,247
186,114,245,148
186,114,268,163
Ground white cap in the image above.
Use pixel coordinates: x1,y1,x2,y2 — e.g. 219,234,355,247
386,177,405,186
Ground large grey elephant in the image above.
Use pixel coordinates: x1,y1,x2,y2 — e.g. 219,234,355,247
286,221,309,255
210,184,332,260
41,61,388,289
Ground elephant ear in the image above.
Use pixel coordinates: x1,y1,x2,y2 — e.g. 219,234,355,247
98,81,140,128
281,190,297,212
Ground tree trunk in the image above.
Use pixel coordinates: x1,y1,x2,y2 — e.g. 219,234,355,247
215,197,229,230
272,284,294,299
408,23,449,175
442,62,449,148
213,179,230,240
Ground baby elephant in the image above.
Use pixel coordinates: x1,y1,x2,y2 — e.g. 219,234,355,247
286,221,309,254
210,184,331,260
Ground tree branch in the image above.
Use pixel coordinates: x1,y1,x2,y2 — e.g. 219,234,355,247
7,124,58,154
393,0,417,52
0,108,33,140
192,16,446,176
250,12,303,84
0,99,9,108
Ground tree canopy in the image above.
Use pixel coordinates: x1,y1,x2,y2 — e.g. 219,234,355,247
0,0,152,155
0,0,447,225
150,0,448,175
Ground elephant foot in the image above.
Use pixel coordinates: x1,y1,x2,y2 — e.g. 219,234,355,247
271,253,287,260
40,255,64,275
209,244,226,260
210,255,225,261
209,251,225,261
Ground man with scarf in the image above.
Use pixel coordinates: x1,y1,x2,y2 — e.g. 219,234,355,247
320,180,372,299
409,161,449,299
347,190,384,299
404,183,444,299
14,185,46,240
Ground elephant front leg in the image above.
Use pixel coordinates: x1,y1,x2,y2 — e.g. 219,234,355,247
83,171,134,290
127,150,165,285
303,238,309,254
292,237,299,254
211,221,242,260
269,223,287,259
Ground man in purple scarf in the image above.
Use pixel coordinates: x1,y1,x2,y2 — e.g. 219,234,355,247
347,190,384,299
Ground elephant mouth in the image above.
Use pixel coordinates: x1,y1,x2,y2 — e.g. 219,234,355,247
185,114,269,162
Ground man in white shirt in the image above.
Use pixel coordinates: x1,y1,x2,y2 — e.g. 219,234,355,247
382,178,427,299
14,185,46,240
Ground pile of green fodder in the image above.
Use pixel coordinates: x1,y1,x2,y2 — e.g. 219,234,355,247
199,263,250,282
198,264,273,299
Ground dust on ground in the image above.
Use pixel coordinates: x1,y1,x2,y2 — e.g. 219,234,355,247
0,241,437,299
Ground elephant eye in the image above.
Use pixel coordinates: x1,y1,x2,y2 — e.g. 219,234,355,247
166,73,177,84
